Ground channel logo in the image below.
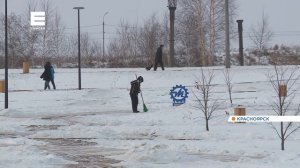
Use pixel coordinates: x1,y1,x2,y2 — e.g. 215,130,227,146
228,116,300,123
30,12,46,30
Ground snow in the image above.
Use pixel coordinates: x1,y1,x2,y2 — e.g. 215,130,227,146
0,66,299,167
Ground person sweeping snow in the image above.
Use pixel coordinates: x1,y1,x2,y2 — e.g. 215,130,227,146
129,76,146,113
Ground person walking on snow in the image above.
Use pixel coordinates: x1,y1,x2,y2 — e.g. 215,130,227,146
49,62,56,90
154,45,164,71
40,62,52,90
130,76,144,113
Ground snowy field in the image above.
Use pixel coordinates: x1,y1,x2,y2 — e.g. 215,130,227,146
0,66,299,168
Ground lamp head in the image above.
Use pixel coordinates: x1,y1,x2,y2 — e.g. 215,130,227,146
168,0,177,9
73,7,84,10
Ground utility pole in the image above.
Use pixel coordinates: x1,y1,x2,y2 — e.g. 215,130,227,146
168,0,177,67
225,0,231,68
102,12,108,57
5,0,8,108
237,20,244,66
73,7,84,90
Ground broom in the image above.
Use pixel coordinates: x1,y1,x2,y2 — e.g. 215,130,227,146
135,74,148,112
140,89,148,112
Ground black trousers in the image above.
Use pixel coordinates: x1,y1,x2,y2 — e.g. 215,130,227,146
51,79,56,89
44,81,50,90
130,94,139,112
154,61,164,71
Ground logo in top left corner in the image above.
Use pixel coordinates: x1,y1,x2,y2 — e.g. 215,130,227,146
30,12,46,29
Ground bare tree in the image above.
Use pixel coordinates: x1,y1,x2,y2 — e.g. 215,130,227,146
139,14,164,65
107,15,165,67
249,12,273,63
208,0,232,66
80,33,93,66
107,20,138,66
0,26,3,66
193,68,219,131
176,5,200,66
177,0,206,66
208,0,217,66
0,0,42,68
267,64,300,150
223,68,234,105
63,34,78,64
48,11,66,63
177,0,237,66
0,13,25,67
22,0,40,65
39,0,54,63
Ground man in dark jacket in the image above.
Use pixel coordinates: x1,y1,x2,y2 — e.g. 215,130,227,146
40,62,52,90
154,45,164,71
130,76,143,113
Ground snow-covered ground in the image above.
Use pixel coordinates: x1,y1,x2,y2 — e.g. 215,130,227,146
0,66,299,168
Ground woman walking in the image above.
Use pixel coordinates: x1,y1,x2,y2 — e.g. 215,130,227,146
49,62,56,89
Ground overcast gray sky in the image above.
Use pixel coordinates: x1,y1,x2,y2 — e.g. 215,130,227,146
1,0,300,48
237,0,300,47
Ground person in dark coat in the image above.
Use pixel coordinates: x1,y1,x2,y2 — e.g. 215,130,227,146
154,45,164,71
40,62,52,90
130,76,144,113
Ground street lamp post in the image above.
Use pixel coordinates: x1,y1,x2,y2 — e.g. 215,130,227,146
73,7,84,90
102,12,108,57
237,20,244,66
168,0,177,67
5,0,8,108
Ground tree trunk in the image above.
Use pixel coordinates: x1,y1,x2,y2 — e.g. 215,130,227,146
281,122,285,150
209,0,216,66
206,119,209,131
